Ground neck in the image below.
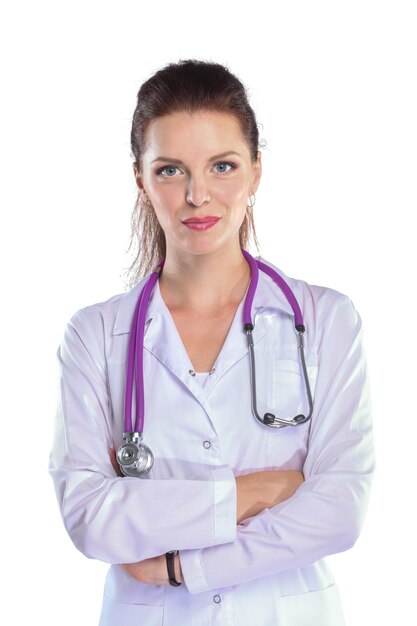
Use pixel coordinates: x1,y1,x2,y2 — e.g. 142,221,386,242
158,243,251,313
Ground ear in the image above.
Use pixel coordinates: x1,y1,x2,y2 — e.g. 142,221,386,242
133,162,146,193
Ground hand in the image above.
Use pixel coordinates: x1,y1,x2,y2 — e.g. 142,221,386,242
236,469,304,524
120,553,184,586
260,470,305,508
109,447,124,477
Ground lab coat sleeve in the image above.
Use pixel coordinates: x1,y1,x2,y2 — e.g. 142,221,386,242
179,292,375,594
48,307,237,564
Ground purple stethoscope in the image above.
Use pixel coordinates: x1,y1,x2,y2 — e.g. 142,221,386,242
116,248,314,477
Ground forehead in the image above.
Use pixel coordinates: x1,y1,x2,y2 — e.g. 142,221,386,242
145,110,245,152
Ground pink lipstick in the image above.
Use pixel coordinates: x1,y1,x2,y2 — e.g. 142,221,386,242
181,216,221,231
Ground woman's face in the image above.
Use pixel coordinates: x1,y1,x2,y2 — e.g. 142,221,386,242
133,110,262,257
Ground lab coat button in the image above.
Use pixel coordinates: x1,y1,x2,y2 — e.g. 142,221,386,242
188,369,196,376
213,594,222,603
203,440,211,449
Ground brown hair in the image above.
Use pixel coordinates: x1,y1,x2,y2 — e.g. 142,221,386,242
122,58,265,289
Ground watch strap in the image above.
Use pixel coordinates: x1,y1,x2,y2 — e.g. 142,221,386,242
166,550,182,587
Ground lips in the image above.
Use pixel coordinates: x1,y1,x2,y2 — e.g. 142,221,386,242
182,216,220,224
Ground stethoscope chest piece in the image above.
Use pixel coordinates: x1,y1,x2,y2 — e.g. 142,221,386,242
116,432,154,477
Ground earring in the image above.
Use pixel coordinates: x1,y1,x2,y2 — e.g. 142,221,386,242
247,192,256,209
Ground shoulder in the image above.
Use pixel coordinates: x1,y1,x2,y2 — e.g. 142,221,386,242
255,254,361,331
63,275,150,344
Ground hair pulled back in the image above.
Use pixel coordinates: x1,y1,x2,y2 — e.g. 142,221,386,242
123,58,263,288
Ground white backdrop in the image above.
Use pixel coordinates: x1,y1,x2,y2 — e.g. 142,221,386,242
1,1,415,624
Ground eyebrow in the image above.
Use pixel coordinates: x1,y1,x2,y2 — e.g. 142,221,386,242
151,151,241,164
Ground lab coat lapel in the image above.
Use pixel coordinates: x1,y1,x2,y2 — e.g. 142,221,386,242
136,279,252,402
112,255,298,401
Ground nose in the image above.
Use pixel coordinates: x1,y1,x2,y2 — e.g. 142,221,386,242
185,175,211,207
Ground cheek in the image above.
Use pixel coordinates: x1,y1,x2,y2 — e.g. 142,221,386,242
147,186,181,225
216,179,249,205
148,182,178,206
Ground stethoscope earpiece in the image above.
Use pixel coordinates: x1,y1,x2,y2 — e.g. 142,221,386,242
263,413,276,425
262,413,309,427
294,414,307,423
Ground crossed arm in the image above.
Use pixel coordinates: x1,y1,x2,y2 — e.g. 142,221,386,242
108,447,304,586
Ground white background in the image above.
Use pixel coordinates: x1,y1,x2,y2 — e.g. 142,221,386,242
1,1,415,623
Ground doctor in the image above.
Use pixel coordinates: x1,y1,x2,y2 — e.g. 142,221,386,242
48,59,375,626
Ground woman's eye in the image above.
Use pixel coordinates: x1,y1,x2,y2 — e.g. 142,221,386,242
155,161,236,177
214,161,236,173
156,165,179,177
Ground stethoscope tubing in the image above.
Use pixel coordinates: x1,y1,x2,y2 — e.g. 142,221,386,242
241,249,304,331
123,260,163,436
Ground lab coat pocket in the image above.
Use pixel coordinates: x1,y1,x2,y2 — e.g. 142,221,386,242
272,357,317,418
276,583,346,626
266,356,318,468
99,595,164,626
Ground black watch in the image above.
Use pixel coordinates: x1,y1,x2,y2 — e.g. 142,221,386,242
166,550,182,587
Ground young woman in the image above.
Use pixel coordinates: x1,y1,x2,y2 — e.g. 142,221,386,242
49,59,375,626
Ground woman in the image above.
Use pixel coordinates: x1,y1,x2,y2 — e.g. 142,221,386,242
48,59,375,626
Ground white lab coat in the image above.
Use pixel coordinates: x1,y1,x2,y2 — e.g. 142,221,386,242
48,255,375,626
